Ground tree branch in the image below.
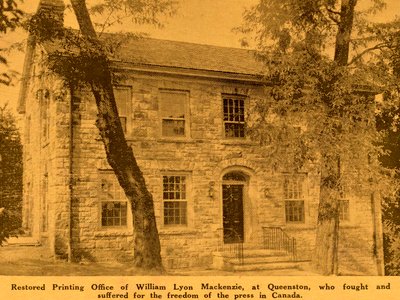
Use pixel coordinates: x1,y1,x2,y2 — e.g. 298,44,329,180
348,42,389,65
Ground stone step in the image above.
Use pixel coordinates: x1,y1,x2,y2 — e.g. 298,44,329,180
232,261,300,272
227,255,293,265
213,249,298,271
218,248,290,258
4,236,41,246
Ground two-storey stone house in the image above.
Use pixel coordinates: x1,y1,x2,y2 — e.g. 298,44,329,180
17,0,384,274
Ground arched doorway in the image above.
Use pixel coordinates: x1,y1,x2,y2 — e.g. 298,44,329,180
222,171,247,243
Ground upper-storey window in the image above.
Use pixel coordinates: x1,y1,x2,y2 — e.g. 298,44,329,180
223,95,246,138
114,87,131,134
39,89,50,143
159,90,189,137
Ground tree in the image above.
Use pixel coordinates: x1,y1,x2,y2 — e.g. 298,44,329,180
239,0,399,274
0,0,23,85
0,0,24,246
0,104,23,246
28,0,176,270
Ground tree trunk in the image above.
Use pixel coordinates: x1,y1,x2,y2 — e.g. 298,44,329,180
69,0,162,270
313,173,340,275
334,0,357,66
313,0,357,275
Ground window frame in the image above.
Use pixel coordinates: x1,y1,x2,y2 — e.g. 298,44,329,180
159,89,190,139
338,199,350,222
98,171,131,229
283,174,306,224
40,89,50,144
222,94,247,139
113,86,132,135
162,173,191,228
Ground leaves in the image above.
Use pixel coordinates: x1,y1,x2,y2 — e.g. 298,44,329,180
242,0,400,274
88,0,178,33
0,104,23,246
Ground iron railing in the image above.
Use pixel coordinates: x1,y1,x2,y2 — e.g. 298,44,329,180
217,228,244,265
262,226,297,261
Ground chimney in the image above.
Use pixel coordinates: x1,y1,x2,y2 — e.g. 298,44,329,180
37,0,65,25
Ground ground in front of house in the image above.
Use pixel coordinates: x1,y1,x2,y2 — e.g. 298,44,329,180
0,242,320,276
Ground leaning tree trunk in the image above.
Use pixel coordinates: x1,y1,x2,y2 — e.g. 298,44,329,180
69,0,162,270
312,0,357,275
313,169,340,275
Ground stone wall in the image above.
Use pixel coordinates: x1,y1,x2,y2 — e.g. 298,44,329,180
21,61,381,273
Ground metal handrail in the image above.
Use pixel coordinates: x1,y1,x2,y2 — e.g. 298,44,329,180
262,226,297,261
217,228,244,265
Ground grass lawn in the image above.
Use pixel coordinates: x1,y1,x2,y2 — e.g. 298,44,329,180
0,244,318,276
0,245,163,276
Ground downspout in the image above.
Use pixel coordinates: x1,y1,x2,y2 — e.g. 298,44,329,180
67,87,74,262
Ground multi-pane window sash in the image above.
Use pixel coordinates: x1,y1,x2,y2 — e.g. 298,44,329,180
101,202,128,227
160,91,187,137
100,173,128,227
284,175,305,223
223,96,245,138
339,199,350,221
114,87,131,134
163,176,187,225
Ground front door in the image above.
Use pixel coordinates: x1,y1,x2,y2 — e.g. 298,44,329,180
222,184,244,243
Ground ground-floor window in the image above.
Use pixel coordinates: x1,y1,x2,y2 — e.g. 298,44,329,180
285,200,305,223
339,199,350,221
101,202,127,226
99,172,128,228
163,175,187,226
284,174,306,223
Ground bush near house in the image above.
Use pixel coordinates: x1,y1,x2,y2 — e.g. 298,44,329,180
0,105,23,246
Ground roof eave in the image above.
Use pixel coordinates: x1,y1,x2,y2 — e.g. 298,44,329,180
17,36,37,114
111,61,264,85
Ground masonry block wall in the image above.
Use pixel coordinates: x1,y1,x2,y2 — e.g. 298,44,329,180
20,46,381,274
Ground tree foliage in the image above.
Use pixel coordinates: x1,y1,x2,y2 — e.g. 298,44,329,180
0,104,23,246
239,0,400,274
0,0,23,85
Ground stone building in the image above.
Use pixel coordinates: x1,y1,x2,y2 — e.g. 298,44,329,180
17,0,384,274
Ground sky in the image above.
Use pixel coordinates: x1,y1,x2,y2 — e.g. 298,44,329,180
1,0,400,115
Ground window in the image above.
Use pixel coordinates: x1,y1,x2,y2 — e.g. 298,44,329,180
25,116,31,145
40,90,50,142
223,95,246,138
41,173,48,232
284,175,305,223
339,199,350,222
163,175,187,225
114,87,131,133
159,90,188,137
99,172,128,227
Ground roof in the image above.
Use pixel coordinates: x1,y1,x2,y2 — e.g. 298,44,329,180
109,37,263,75
18,35,264,113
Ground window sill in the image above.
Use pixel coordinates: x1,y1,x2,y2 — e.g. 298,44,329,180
94,229,133,237
283,224,316,231
339,223,358,229
158,228,197,235
156,137,197,144
221,139,258,146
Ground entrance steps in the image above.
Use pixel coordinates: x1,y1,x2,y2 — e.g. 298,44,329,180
213,248,301,272
3,236,41,247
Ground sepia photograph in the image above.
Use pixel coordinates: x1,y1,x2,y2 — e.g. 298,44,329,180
1,1,400,293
